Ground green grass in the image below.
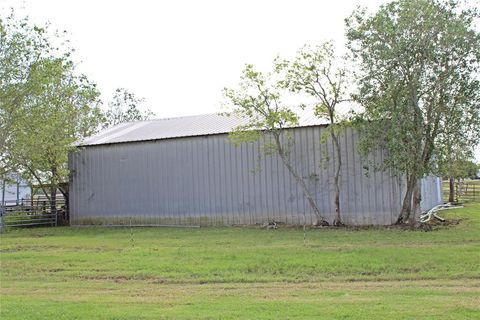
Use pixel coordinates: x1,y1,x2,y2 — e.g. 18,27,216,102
1,204,479,319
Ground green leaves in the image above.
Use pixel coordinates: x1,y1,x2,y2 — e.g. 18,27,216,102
0,12,102,191
347,0,480,177
102,88,155,129
346,0,480,220
223,63,296,140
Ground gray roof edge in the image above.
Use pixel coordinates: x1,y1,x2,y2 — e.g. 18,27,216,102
77,123,330,148
78,105,359,147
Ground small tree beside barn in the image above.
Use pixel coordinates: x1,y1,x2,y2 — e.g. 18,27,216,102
223,64,328,225
276,42,352,226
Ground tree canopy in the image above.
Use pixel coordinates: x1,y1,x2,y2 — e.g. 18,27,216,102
0,12,102,200
346,0,480,223
102,88,155,129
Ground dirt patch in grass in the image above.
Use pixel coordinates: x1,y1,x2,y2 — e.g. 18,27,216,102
243,217,466,232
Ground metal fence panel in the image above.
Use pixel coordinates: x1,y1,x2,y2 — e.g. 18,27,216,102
1,200,67,229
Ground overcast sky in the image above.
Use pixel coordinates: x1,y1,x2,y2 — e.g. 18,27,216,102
1,0,391,115
1,0,479,161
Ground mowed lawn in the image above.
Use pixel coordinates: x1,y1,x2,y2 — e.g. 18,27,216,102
1,204,479,319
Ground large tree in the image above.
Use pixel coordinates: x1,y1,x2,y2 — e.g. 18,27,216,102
346,0,480,224
224,64,328,225
14,58,101,207
1,13,102,209
276,42,351,226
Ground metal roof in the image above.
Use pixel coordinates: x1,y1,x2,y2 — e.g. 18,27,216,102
79,108,348,147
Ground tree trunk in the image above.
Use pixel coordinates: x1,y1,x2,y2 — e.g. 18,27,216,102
397,131,432,225
456,178,461,203
26,166,51,203
50,184,57,215
448,176,455,203
58,184,69,225
411,179,422,225
50,167,57,219
330,131,343,226
273,133,327,225
396,175,416,224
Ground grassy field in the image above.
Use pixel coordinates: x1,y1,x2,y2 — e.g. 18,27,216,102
1,204,479,319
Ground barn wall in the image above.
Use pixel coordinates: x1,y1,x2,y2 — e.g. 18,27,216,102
69,126,442,226
421,176,443,211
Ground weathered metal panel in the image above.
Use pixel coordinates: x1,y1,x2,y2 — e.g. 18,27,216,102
69,126,442,226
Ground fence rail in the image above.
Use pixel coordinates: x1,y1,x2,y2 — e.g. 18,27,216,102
0,199,67,230
442,179,479,203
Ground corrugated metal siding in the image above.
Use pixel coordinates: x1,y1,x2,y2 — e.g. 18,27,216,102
69,126,442,226
421,176,443,211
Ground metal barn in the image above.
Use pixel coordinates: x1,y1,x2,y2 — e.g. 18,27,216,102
69,113,443,226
